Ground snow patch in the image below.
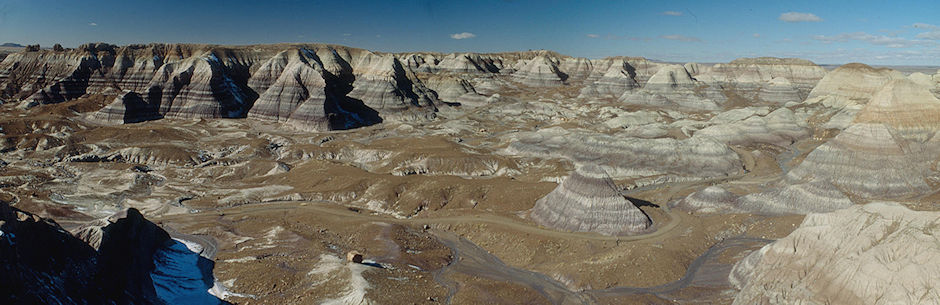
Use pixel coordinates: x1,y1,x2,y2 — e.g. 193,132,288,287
209,280,256,300
150,240,220,305
221,256,256,263
174,238,204,254
308,254,374,305
205,53,220,63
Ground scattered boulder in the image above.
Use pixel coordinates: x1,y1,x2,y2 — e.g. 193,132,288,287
346,251,364,264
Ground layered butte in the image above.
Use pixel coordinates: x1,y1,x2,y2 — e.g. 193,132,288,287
530,165,652,236
787,78,940,200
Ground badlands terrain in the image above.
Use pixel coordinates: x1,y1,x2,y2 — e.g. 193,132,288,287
1,42,939,304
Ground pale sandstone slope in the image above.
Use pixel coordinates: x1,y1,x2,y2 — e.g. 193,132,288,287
731,202,940,305
788,79,940,200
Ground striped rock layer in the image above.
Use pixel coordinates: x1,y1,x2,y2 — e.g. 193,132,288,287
787,79,940,201
1,43,833,130
505,127,743,180
530,165,652,236
619,64,727,111
0,43,431,131
804,63,905,108
704,57,827,98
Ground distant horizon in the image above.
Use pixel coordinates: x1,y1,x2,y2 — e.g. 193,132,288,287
2,0,939,65
3,40,939,69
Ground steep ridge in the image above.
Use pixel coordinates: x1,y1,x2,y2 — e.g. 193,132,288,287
619,64,726,110
423,75,488,106
245,48,380,130
578,59,639,99
1,200,221,304
347,51,439,121
0,44,834,132
0,43,437,130
559,57,594,80
512,55,567,87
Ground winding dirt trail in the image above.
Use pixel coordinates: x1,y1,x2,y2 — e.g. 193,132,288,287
155,199,768,304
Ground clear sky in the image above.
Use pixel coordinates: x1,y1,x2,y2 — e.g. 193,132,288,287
1,0,938,65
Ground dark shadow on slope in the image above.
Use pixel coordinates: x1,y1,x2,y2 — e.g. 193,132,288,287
1,203,231,305
322,70,383,130
122,92,163,123
622,195,656,230
625,196,660,209
151,239,232,305
208,58,255,118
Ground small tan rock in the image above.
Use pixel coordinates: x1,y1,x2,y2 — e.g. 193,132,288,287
346,251,363,264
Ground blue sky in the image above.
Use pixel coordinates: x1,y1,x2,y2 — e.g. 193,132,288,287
0,0,938,65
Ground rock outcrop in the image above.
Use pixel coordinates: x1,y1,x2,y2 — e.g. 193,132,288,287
0,43,436,130
578,60,639,99
675,180,854,215
512,55,567,87
424,76,489,107
1,201,102,304
788,79,940,200
530,165,651,236
733,180,854,215
854,78,940,134
619,64,725,110
1,201,214,304
805,63,904,108
705,57,826,97
757,77,802,104
505,127,743,179
93,91,163,124
731,202,940,305
693,108,808,147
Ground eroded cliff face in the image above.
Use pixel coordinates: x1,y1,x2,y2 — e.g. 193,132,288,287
0,43,434,130
0,44,833,133
0,200,200,304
